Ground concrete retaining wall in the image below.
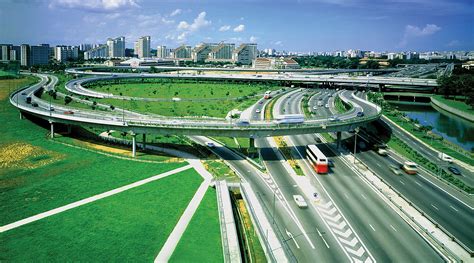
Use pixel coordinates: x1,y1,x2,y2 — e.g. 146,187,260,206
430,97,474,122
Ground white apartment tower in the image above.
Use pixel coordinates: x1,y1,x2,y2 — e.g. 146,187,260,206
136,36,151,58
107,36,125,58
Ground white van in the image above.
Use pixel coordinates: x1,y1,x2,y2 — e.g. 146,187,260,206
438,153,453,163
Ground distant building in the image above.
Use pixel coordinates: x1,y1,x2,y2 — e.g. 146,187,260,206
253,58,272,69
192,43,217,62
156,45,170,58
136,36,151,58
29,44,50,66
79,44,93,52
120,58,175,67
10,46,21,61
253,57,300,69
20,44,29,66
84,45,109,60
0,44,12,61
173,45,192,60
107,36,125,58
55,46,79,62
125,48,134,57
232,43,257,65
208,43,235,62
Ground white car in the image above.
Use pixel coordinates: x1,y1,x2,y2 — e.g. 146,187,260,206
205,142,216,148
325,104,329,108
256,109,261,113
293,195,308,208
438,153,453,163
377,148,388,156
313,106,317,110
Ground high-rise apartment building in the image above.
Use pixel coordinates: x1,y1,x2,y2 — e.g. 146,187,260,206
55,46,79,62
173,45,192,59
157,45,170,58
208,43,235,61
136,36,151,58
0,44,12,61
232,43,257,65
10,46,20,61
107,36,125,58
20,44,29,66
192,43,218,62
84,45,109,60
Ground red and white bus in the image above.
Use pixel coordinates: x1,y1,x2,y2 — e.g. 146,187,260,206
306,144,328,174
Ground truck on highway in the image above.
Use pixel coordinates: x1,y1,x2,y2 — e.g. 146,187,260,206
26,97,32,104
317,101,323,107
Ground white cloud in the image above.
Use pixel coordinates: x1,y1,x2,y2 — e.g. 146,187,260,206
170,8,182,17
177,32,188,42
399,23,441,47
161,17,174,24
249,36,258,43
177,11,211,32
219,25,231,32
273,40,283,46
233,24,245,32
447,40,460,47
49,0,139,12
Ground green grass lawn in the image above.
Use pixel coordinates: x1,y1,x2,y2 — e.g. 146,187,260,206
0,77,186,225
85,79,282,118
170,188,223,263
432,95,474,114
0,169,203,261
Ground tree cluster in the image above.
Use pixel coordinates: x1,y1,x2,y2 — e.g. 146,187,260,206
437,67,474,108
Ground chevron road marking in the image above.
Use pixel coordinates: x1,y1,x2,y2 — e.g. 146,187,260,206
332,228,353,239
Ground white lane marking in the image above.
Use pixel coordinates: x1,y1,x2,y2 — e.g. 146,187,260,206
344,193,349,199
417,172,473,210
390,225,397,232
450,205,458,212
369,224,376,232
415,181,422,187
361,194,367,200
431,204,439,211
399,180,405,185
286,229,300,249
317,228,330,248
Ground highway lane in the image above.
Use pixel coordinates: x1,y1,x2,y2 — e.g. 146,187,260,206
357,149,474,251
283,90,444,262
350,92,474,250
248,94,352,262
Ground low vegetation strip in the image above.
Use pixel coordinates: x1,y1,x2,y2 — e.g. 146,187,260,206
274,136,304,176
334,95,352,113
1,169,203,261
170,189,223,263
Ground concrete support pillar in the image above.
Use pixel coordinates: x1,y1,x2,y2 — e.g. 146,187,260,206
249,138,255,149
50,122,54,139
132,133,136,157
19,112,23,120
67,125,72,135
336,131,342,149
142,134,146,150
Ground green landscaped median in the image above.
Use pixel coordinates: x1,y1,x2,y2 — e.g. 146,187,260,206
170,188,223,263
85,79,282,118
0,77,186,225
0,169,203,261
432,95,473,113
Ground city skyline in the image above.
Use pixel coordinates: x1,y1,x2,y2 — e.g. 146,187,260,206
0,0,472,52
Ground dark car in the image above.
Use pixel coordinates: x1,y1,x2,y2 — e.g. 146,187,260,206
31,102,38,107
357,112,365,117
64,110,74,115
328,159,334,167
21,92,27,95
448,166,461,175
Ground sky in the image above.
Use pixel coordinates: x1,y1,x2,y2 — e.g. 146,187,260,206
0,0,472,52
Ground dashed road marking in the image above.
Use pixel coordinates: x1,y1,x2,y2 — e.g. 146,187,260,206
450,205,458,212
390,225,397,232
369,224,376,232
399,180,405,185
431,204,439,211
415,181,422,187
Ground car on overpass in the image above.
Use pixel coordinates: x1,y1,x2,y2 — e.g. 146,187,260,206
293,195,308,208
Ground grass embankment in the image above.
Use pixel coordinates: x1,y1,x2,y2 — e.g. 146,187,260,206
0,77,187,224
388,136,473,194
274,137,304,176
1,169,203,261
334,95,352,113
368,92,474,166
170,188,223,263
432,95,474,114
85,79,282,118
301,93,312,117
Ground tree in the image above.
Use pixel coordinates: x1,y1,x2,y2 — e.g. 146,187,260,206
64,96,72,105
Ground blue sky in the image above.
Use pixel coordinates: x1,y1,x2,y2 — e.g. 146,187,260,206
0,0,472,52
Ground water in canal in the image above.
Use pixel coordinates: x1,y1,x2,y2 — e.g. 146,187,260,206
393,103,474,152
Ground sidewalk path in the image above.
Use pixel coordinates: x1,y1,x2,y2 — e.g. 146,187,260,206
0,165,192,233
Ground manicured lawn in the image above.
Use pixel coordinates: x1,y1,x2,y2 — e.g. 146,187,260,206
0,169,203,261
0,77,186,225
433,95,474,114
170,188,223,263
85,79,282,118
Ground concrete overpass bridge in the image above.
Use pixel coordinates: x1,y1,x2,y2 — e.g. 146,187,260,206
11,72,381,156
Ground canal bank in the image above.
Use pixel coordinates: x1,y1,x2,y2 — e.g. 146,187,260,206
431,97,474,122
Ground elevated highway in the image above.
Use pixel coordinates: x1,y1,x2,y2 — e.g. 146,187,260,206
12,73,381,139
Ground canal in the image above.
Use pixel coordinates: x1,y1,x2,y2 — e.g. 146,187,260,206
394,103,474,152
